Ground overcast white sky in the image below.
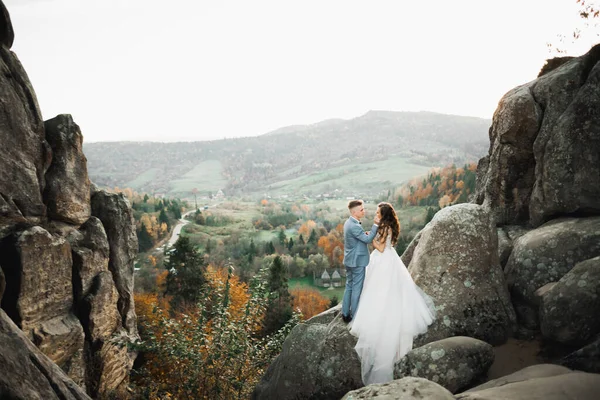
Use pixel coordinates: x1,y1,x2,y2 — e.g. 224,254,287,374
3,0,598,142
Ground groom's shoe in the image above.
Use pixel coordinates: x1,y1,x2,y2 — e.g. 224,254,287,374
342,314,352,323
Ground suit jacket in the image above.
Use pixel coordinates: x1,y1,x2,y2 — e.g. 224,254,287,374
343,217,378,268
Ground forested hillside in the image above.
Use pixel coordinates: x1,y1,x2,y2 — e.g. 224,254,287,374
84,111,490,198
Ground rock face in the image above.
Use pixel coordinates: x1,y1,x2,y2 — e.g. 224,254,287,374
476,44,600,227
394,336,494,394
404,204,516,345
90,189,138,335
44,115,91,225
0,2,138,398
0,310,91,400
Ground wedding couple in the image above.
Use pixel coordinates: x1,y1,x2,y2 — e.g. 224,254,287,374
341,200,436,385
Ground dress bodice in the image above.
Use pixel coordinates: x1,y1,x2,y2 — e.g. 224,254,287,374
385,233,393,250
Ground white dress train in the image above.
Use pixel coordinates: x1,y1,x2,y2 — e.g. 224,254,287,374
349,234,436,385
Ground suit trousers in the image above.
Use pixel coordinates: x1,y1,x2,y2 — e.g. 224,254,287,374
341,265,366,318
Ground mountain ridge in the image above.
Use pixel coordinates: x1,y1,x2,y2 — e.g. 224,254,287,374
83,110,491,198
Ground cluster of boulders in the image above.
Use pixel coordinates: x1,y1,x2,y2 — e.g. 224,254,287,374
0,2,139,399
253,44,600,399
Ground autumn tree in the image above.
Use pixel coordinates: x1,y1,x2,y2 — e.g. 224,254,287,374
133,266,301,399
290,288,330,320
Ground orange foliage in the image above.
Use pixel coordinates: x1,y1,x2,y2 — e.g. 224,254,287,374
290,288,330,320
205,265,250,320
317,229,344,265
398,163,477,207
298,220,317,236
156,270,168,292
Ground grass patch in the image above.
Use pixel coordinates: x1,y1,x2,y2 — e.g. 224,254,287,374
265,156,433,196
169,160,228,195
125,168,160,188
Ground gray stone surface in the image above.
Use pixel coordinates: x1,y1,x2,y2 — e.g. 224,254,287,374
0,309,90,400
505,217,600,328
253,315,363,400
91,189,139,336
475,45,600,227
342,377,455,400
463,363,571,392
44,114,91,225
406,204,516,345
561,335,600,373
395,336,494,394
539,256,600,345
455,370,600,400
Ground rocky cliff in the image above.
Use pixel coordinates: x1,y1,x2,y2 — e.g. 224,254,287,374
0,2,138,399
254,44,600,399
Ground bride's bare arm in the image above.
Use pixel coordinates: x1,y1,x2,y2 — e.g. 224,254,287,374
372,231,386,253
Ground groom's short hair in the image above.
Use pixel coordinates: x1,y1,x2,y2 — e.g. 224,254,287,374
348,199,363,210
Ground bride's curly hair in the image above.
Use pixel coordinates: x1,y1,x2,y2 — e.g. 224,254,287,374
377,202,400,245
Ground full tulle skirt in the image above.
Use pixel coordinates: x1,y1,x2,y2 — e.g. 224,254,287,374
349,247,436,385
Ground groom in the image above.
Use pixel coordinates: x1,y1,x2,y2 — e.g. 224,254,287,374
341,200,379,323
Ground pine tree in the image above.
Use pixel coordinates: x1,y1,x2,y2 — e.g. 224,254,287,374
138,224,154,252
165,236,206,311
425,207,437,224
159,208,170,229
248,239,257,263
262,256,293,336
143,193,149,203
287,237,294,252
308,229,317,244
278,228,287,246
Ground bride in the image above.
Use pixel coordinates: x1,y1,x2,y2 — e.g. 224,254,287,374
349,202,436,385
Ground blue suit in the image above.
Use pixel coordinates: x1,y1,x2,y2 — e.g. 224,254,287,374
342,217,378,318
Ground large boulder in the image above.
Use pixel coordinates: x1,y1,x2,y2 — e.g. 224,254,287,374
0,310,90,400
539,256,600,345
505,216,600,328
403,203,516,345
394,336,494,394
341,377,455,400
44,114,91,225
253,311,363,400
475,44,600,227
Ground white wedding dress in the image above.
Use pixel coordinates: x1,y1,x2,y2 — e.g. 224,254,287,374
349,233,436,385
